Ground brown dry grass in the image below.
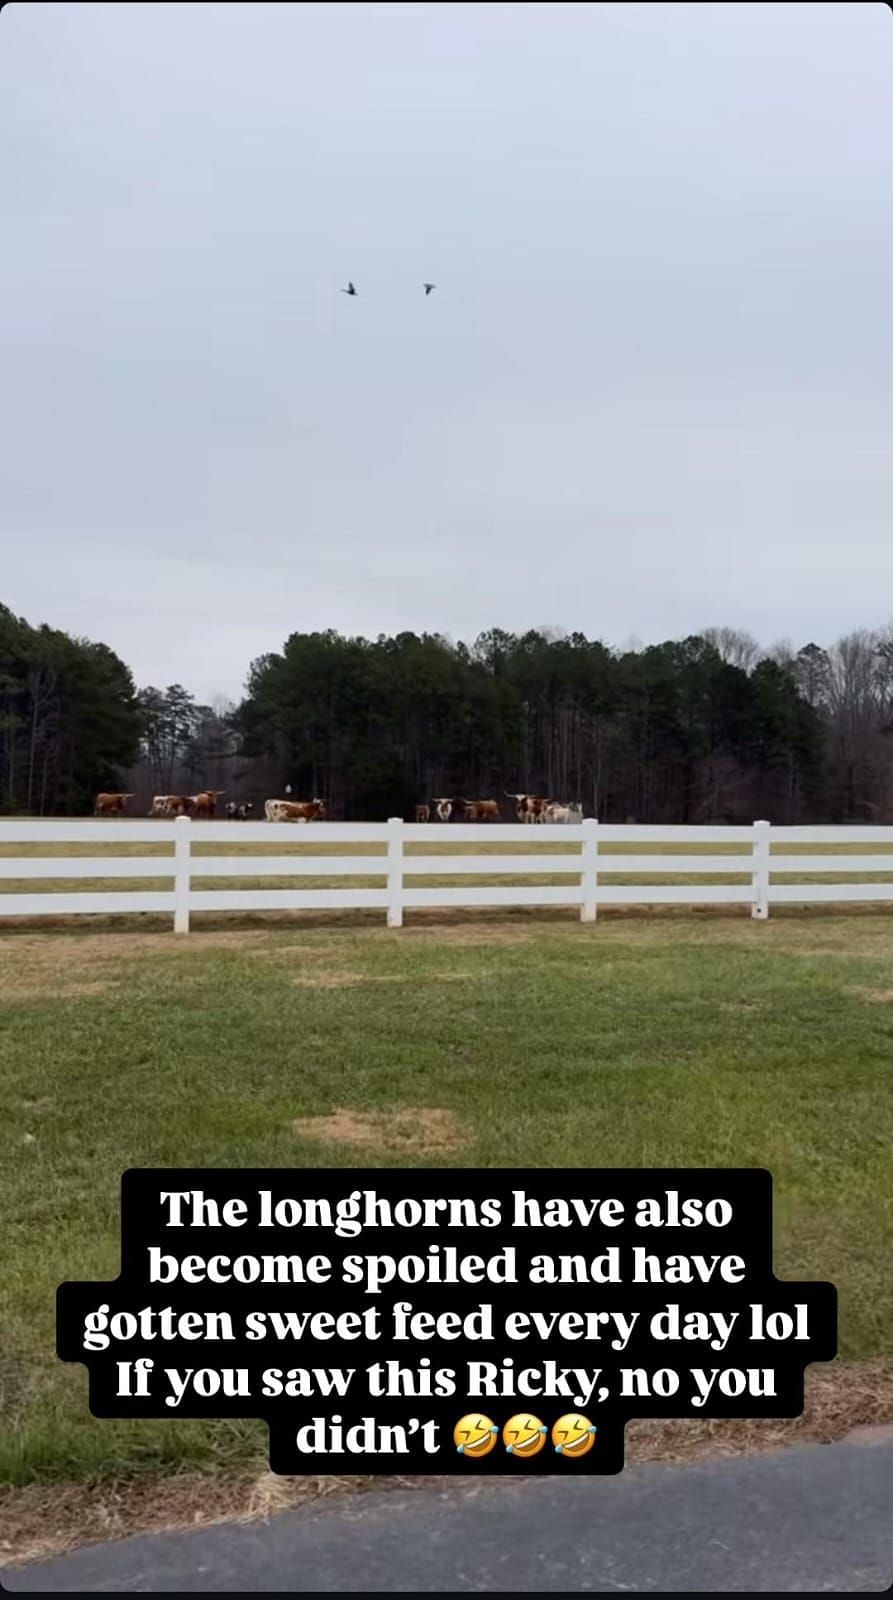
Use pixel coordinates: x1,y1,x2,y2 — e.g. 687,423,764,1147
5,976,114,1001
0,929,269,963
291,969,474,988
11,905,892,972
291,970,403,989
3,898,893,941
0,929,287,999
621,1359,893,1462
291,1106,468,1156
849,986,893,1003
2,1360,890,1571
399,923,536,945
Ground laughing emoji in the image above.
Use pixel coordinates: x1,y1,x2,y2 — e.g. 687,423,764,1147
552,1413,597,1457
454,1414,499,1458
502,1414,548,1457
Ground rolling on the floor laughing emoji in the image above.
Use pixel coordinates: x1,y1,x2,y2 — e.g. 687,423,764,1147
502,1414,548,1457
454,1414,499,1458
552,1413,597,1457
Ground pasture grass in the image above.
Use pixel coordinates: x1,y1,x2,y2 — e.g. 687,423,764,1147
1,906,892,1502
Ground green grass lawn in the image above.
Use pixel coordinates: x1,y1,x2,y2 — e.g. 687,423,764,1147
1,908,892,1492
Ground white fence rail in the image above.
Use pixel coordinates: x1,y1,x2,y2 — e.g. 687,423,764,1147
0,817,892,931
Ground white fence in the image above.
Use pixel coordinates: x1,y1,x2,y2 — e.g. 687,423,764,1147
1,817,893,932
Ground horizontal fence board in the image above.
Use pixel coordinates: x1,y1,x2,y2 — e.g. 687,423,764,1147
769,854,893,874
0,891,175,915
596,884,755,905
403,823,585,843
768,882,893,903
401,885,584,908
0,857,174,880
189,888,390,911
769,826,893,842
402,854,585,876
188,855,385,879
596,825,753,843
0,820,176,844
597,854,751,874
195,820,389,843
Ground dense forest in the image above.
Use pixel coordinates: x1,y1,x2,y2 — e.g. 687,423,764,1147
0,603,142,816
2,600,893,822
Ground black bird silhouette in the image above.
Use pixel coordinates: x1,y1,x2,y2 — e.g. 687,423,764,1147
423,282,436,295
341,282,357,296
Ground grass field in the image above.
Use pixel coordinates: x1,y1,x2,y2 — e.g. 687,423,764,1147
1,858,892,1560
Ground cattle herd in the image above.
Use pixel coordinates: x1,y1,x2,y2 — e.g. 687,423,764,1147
415,794,583,824
92,790,582,823
93,790,250,819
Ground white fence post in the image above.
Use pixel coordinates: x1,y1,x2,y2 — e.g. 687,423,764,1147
174,816,191,933
580,817,599,922
386,816,404,929
751,819,770,920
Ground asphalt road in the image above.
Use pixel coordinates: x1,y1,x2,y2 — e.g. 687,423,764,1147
4,1435,892,1593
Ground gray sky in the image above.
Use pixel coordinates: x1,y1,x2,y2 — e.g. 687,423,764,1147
2,1,891,704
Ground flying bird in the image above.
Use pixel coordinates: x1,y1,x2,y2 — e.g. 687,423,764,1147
341,282,357,296
423,283,436,295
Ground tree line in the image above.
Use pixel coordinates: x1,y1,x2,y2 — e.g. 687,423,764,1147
2,598,893,822
0,603,141,816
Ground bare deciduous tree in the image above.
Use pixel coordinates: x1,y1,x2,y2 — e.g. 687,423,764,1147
701,627,762,671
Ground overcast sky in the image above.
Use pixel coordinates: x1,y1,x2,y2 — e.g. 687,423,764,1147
2,2,891,704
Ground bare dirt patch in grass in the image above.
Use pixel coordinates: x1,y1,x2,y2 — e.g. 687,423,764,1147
291,970,474,989
291,1105,468,1156
291,971,403,989
399,923,536,946
246,940,377,972
849,986,893,1003
3,1360,890,1571
0,937,119,1000
129,929,296,954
